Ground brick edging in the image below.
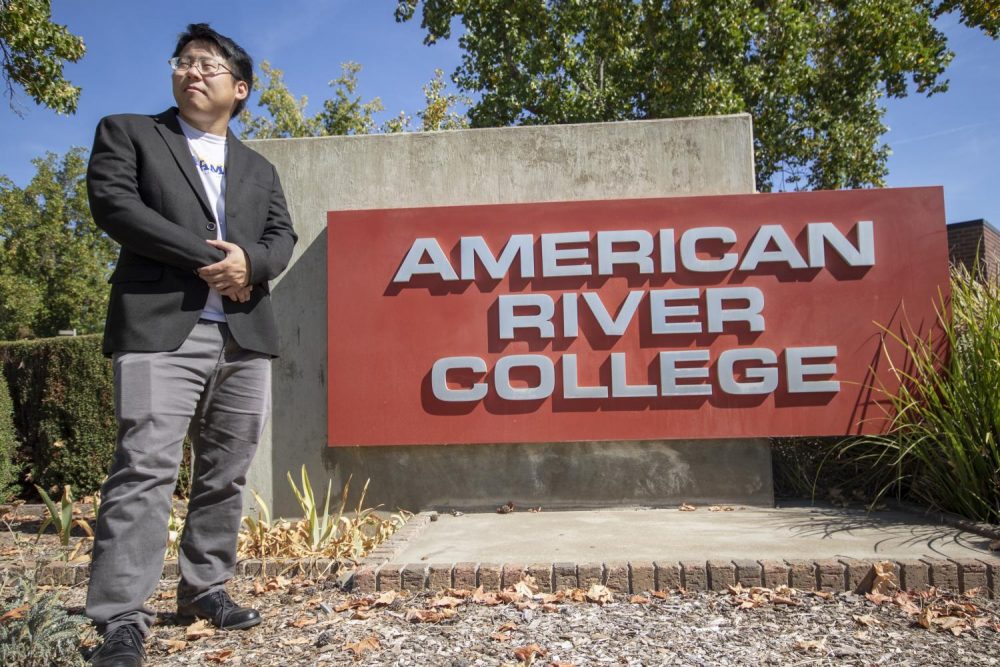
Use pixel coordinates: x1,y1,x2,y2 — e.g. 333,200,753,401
351,556,1000,599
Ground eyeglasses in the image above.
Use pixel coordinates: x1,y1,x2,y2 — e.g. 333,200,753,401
168,56,234,76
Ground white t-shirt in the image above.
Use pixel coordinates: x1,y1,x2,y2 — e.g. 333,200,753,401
178,116,229,322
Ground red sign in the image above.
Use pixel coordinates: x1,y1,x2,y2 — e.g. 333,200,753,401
327,188,948,446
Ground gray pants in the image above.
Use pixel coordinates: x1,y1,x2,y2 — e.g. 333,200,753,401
86,321,271,636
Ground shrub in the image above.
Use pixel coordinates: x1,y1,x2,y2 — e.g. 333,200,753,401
0,334,196,500
836,265,1000,523
0,335,114,496
0,571,87,666
0,367,21,503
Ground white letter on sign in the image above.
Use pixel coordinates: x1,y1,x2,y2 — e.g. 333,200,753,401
460,234,535,280
807,221,875,267
597,230,654,275
718,348,778,395
706,287,765,333
739,225,807,271
541,231,591,277
499,294,555,340
496,355,555,400
680,226,738,272
431,357,488,402
786,346,840,393
392,238,458,282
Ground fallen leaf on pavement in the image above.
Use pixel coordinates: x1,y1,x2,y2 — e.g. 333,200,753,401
405,607,457,623
375,590,400,606
162,639,187,654
795,637,827,652
497,501,516,514
0,604,29,626
344,635,380,657
853,614,879,627
206,649,233,663
430,596,465,608
185,619,216,640
869,561,899,595
679,503,696,511
513,643,548,664
585,584,613,605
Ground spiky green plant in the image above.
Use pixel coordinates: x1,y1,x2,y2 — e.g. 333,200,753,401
34,485,78,547
287,465,349,553
837,265,1000,523
0,571,87,666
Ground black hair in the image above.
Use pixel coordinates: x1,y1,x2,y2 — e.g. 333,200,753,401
172,23,253,117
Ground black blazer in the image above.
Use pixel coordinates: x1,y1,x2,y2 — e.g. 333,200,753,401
87,108,297,357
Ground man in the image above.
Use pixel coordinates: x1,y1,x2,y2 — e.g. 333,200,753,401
85,24,297,667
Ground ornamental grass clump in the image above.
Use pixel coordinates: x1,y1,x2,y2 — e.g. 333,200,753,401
238,468,409,561
836,264,1000,523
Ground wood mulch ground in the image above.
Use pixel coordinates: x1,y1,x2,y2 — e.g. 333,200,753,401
5,503,1000,666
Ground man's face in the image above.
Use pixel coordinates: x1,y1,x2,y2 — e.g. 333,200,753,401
171,40,248,129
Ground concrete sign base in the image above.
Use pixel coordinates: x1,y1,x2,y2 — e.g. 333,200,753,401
247,115,770,515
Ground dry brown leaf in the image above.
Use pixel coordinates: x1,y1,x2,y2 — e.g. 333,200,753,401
252,580,266,596
375,590,400,606
513,643,548,664
496,501,516,514
811,590,834,600
866,591,893,605
650,590,669,599
679,503,696,511
430,595,465,608
185,619,216,640
630,595,650,604
405,607,457,623
794,637,827,652
515,576,539,595
0,604,29,626
292,615,317,628
707,505,735,512
351,610,372,620
569,589,587,603
853,614,879,627
498,621,519,632
163,639,187,654
541,603,560,613
344,635,380,657
585,584,613,605
206,649,234,663
443,588,472,598
514,600,539,611
550,663,577,667
156,590,177,600
491,632,511,641
870,561,899,595
472,589,502,606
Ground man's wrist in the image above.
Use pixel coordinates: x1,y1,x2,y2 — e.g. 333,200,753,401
240,246,252,286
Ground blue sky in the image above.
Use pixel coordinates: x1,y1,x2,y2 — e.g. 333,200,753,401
1,2,997,226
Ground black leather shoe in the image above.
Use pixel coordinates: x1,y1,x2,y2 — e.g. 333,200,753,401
176,589,262,630
89,623,146,666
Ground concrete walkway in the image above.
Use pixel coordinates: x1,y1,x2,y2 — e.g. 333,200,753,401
352,502,1000,595
394,503,996,564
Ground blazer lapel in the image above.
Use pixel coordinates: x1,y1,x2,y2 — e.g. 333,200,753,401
224,130,250,224
154,108,214,217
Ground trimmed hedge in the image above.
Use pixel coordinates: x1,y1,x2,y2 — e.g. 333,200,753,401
0,335,193,499
0,366,20,503
0,335,115,495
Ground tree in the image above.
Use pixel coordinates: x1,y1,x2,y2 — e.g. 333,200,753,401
0,0,85,115
395,0,998,192
240,62,469,139
0,148,117,339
